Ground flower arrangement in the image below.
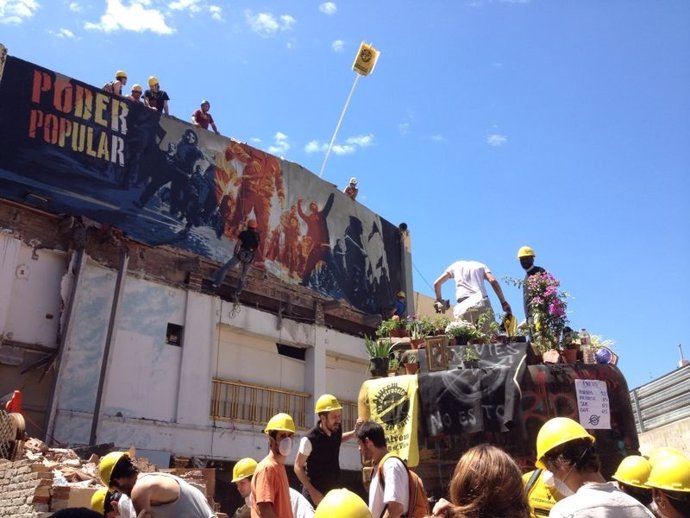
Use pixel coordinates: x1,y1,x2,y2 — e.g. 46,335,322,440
525,272,569,353
376,315,407,338
445,320,484,344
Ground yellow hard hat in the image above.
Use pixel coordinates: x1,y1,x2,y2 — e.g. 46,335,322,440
648,447,686,466
264,413,296,434
517,246,536,258
90,487,108,514
315,394,342,414
315,488,372,518
232,457,258,482
131,84,143,93
115,70,127,79
646,453,690,492
535,417,594,469
148,76,159,87
99,451,128,486
612,455,652,488
396,291,406,299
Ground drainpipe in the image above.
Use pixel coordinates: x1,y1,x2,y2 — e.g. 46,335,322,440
45,249,86,445
89,249,129,445
399,223,414,316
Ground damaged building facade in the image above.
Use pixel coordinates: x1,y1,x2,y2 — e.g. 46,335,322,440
0,45,412,514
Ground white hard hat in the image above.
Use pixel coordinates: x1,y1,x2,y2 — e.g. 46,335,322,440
349,177,358,185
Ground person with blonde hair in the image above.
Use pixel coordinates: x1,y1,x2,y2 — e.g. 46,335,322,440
432,444,529,518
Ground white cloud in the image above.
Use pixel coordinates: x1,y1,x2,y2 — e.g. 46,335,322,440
250,137,262,144
208,4,221,21
304,134,374,155
398,122,410,136
431,134,446,142
345,134,373,147
0,0,39,24
487,133,507,146
84,0,175,34
245,9,295,37
319,2,337,15
268,132,290,155
331,39,344,52
169,0,201,13
69,2,82,12
49,28,76,38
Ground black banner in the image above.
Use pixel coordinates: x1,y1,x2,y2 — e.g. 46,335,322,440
418,342,528,434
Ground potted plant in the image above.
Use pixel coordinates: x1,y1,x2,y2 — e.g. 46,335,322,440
559,327,578,363
524,272,569,356
431,314,451,336
387,357,400,376
408,318,426,349
376,316,408,339
364,335,393,377
460,346,481,369
401,349,419,375
445,320,483,346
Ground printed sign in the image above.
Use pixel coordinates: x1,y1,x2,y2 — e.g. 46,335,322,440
575,379,611,429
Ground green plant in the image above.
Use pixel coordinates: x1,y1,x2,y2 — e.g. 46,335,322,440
590,334,615,351
388,358,400,371
402,350,418,364
461,346,481,362
376,316,406,338
445,320,483,342
364,335,394,359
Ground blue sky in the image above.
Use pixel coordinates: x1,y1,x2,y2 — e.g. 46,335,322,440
1,0,688,389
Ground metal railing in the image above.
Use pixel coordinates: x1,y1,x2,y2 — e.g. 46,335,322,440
211,378,311,429
210,378,360,432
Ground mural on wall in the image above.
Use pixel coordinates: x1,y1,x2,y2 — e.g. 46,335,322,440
0,55,402,314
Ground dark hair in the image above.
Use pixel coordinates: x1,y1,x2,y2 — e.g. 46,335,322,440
104,490,123,513
662,488,690,516
448,444,530,518
355,420,386,448
542,438,600,473
51,509,103,518
110,455,138,487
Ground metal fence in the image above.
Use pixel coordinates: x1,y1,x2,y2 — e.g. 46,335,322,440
210,378,358,432
630,364,690,433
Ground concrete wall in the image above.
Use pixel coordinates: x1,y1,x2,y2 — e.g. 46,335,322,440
638,416,690,457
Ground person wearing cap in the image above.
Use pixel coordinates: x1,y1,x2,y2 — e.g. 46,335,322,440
90,487,123,517
192,100,220,134
516,246,546,327
212,219,261,294
252,413,297,518
390,291,407,319
314,489,371,518
535,417,654,518
104,70,127,96
433,260,511,332
127,84,144,104
295,394,360,506
232,457,315,518
646,450,690,518
98,451,215,518
612,455,653,507
343,177,358,200
143,76,170,115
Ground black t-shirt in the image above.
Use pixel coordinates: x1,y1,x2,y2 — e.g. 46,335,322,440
238,229,260,251
144,89,170,112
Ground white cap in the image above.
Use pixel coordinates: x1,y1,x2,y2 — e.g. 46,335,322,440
349,177,358,185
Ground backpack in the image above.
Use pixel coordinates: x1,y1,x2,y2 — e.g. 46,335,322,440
377,453,430,518
102,81,115,93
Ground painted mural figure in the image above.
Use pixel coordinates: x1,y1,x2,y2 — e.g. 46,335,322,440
298,194,335,286
224,141,285,264
135,129,202,217
181,163,217,233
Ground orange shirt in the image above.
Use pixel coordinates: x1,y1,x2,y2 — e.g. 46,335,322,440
251,455,293,518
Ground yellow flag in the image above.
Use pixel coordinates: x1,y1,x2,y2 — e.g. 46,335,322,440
352,42,380,76
364,374,419,467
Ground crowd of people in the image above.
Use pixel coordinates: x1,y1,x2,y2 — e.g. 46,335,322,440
102,69,218,133
48,396,688,518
